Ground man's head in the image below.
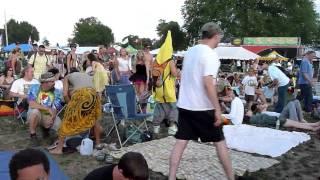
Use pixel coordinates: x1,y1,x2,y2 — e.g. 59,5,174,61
32,44,38,52
304,51,316,61
248,67,255,76
21,66,34,80
262,62,269,70
118,152,149,180
38,45,45,55
70,44,77,52
9,148,50,180
99,45,107,54
200,22,223,48
87,53,98,62
39,72,56,91
251,103,264,114
143,44,151,52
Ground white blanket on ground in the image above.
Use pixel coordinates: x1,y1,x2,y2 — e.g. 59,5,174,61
223,124,311,157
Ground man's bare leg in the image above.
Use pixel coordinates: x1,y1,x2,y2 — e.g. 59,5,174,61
214,140,234,180
49,137,64,155
169,139,188,180
94,121,102,145
284,119,320,131
28,112,40,134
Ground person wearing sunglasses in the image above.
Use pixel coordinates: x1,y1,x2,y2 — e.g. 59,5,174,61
0,67,15,99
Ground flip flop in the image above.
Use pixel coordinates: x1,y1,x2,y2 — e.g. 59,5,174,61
46,140,59,151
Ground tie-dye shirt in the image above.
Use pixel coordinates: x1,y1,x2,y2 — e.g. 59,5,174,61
28,84,63,112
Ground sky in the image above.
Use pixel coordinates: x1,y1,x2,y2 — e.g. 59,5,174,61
0,0,319,46
0,0,185,45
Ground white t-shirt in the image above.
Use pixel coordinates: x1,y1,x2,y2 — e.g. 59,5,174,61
118,57,132,72
241,75,257,95
177,44,220,111
54,80,63,91
222,97,244,125
10,78,40,103
268,65,289,87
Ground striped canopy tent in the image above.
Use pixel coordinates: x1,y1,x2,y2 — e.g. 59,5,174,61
258,51,288,61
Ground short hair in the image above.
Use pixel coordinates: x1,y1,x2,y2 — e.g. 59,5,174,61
39,45,45,49
251,103,259,113
200,22,223,39
305,51,315,55
87,53,97,62
118,152,149,180
69,67,79,73
9,149,50,180
20,66,33,78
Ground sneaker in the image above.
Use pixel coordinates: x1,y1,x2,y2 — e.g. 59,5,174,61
153,126,160,134
168,124,177,136
30,135,40,147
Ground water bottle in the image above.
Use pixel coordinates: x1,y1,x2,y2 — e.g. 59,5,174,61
80,138,93,156
276,119,280,130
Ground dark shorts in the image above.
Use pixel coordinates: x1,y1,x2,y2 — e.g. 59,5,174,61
245,94,254,102
175,108,225,142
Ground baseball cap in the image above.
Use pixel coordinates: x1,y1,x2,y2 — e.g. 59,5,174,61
200,22,223,39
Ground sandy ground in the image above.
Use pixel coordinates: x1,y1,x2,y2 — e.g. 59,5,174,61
0,114,319,180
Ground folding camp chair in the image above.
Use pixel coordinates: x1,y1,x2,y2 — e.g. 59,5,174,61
105,84,151,148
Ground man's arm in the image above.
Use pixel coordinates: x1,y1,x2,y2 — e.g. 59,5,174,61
203,76,222,126
302,73,313,85
63,76,70,103
169,60,180,77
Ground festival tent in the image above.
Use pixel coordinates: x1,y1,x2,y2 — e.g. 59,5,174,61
215,46,260,60
3,43,32,52
258,51,288,61
125,45,137,54
0,151,69,180
150,48,159,55
316,51,320,58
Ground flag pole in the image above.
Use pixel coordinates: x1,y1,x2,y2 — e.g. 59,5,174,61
4,10,8,46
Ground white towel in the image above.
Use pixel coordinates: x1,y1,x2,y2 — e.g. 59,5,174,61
223,124,311,157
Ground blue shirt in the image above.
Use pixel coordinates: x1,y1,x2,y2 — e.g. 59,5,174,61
28,84,63,111
298,58,313,85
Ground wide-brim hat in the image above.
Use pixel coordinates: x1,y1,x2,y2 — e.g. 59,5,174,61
39,72,55,83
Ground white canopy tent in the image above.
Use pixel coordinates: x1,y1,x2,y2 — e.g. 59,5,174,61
215,46,260,60
316,51,320,58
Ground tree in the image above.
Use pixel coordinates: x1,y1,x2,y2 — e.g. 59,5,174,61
42,37,50,46
4,19,39,44
182,0,320,45
72,17,114,46
156,20,188,50
121,35,153,49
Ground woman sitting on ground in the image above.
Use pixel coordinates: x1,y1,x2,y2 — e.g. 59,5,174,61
0,67,15,99
248,103,320,132
220,86,244,125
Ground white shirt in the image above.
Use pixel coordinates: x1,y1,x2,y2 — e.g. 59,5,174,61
241,75,257,95
222,97,244,125
177,44,220,111
54,80,63,91
118,57,132,72
10,78,40,103
268,65,289,87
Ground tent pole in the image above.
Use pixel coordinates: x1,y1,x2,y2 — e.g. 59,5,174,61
4,10,8,46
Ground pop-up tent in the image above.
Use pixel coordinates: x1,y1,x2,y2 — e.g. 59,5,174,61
215,46,260,60
0,151,69,180
3,43,32,52
258,51,288,61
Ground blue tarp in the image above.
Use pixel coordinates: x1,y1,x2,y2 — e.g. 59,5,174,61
3,43,32,52
0,151,69,180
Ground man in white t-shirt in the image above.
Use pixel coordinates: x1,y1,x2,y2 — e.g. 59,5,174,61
10,66,40,106
221,87,244,125
262,62,290,113
241,68,257,110
169,22,234,180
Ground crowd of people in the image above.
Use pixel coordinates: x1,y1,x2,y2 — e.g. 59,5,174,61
1,21,320,180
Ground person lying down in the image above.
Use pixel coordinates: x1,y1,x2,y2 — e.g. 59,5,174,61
221,86,320,132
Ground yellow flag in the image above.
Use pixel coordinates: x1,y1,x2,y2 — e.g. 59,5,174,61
156,31,173,64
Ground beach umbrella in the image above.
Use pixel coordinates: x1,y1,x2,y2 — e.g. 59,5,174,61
3,43,32,52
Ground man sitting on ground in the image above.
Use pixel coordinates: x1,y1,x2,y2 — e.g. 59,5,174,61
220,86,244,125
84,152,149,180
27,72,63,146
9,148,50,180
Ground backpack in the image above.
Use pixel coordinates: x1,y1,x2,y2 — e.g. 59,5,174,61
151,59,171,90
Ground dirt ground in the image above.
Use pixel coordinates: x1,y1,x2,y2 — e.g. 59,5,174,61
0,114,319,180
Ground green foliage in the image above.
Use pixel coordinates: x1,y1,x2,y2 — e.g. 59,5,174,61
72,17,114,46
5,19,39,44
121,35,153,50
156,20,188,51
182,0,320,45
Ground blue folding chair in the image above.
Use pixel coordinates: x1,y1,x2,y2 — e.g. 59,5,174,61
104,84,151,148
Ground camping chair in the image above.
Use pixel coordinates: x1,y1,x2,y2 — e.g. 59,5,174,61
104,84,151,148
